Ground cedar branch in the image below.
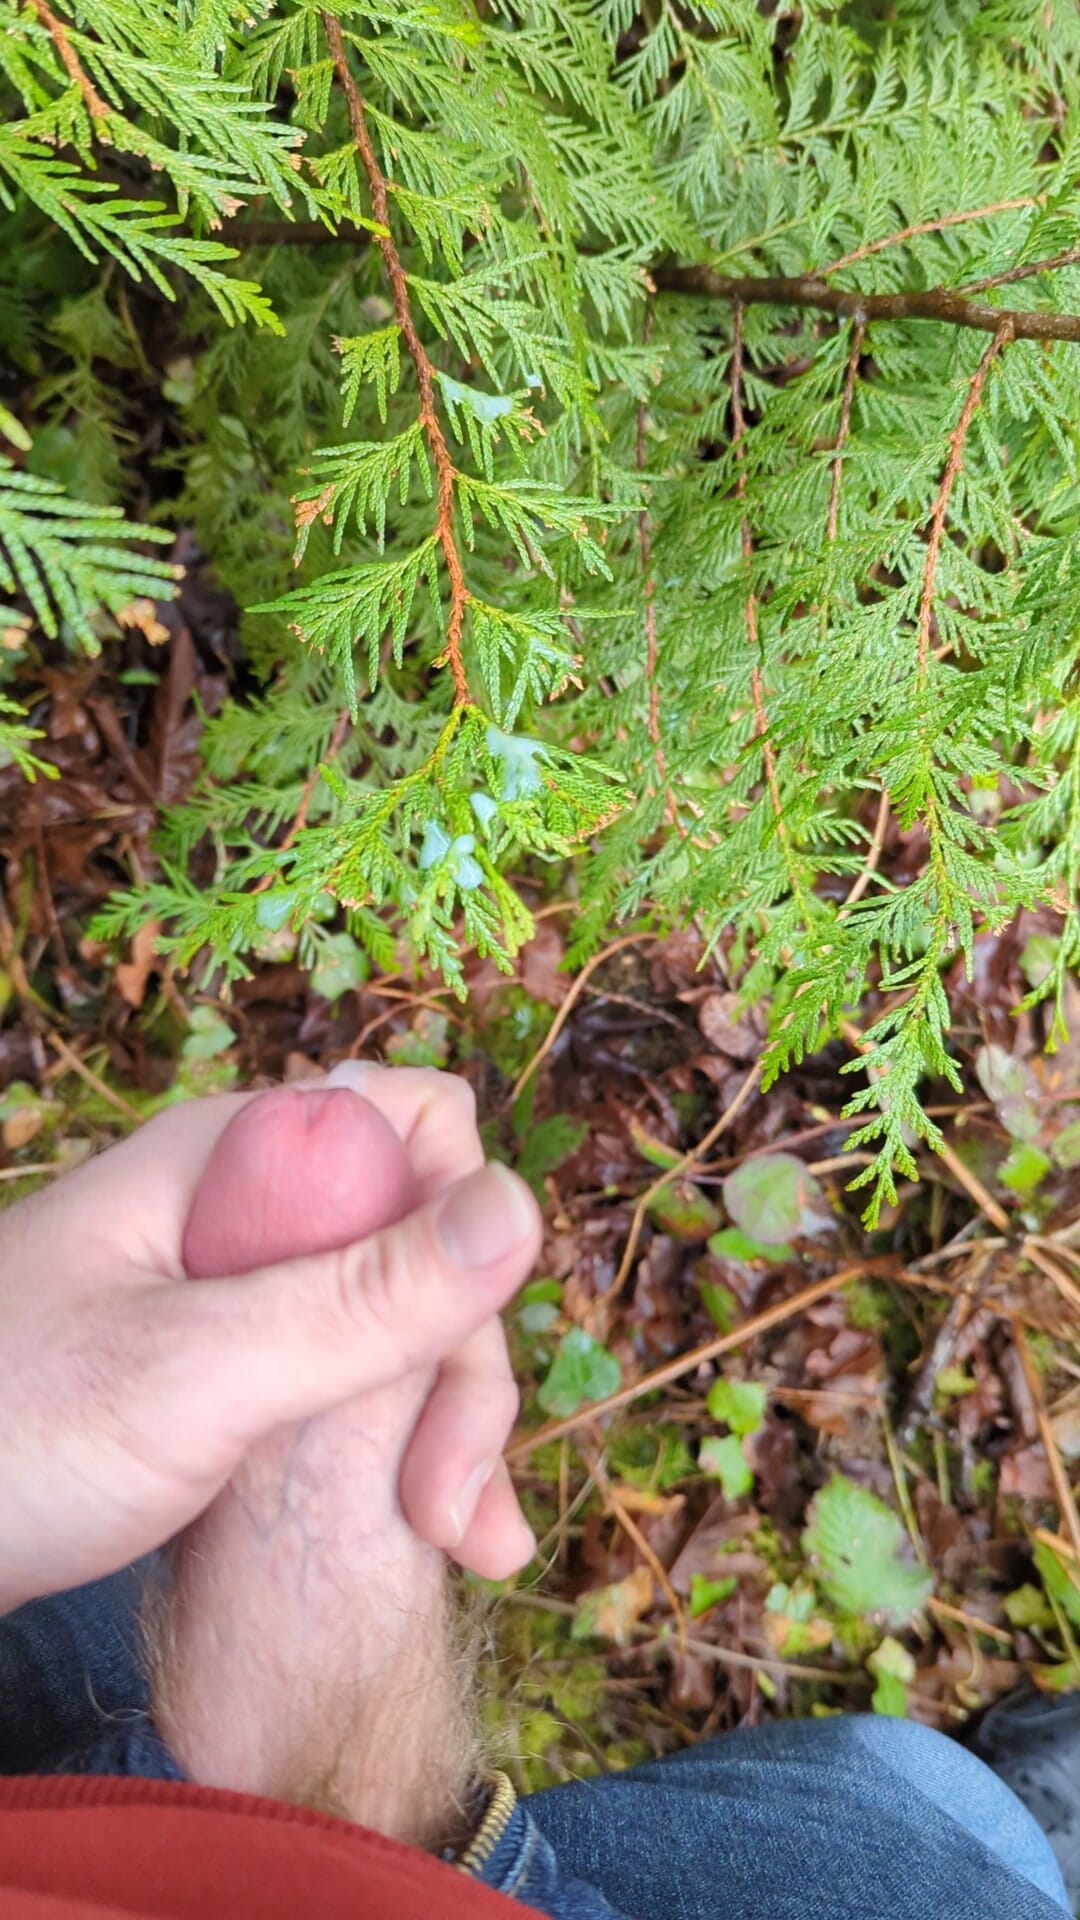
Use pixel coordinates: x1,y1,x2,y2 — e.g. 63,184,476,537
917,322,1012,682
820,197,1040,275
252,706,351,893
636,310,676,828
657,266,1080,343
26,0,108,118
730,304,784,829
323,14,469,705
826,317,865,543
962,247,1080,297
840,785,890,912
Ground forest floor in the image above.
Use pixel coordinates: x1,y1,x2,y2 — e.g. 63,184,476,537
2,616,1080,1795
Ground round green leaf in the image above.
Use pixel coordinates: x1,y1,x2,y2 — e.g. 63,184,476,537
723,1152,828,1245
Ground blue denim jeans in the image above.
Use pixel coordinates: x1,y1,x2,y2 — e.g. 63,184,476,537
0,1570,1070,1919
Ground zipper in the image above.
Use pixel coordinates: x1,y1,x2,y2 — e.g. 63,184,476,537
456,1771,517,1877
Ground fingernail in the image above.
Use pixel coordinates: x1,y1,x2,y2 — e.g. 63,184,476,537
449,1460,495,1547
327,1061,374,1090
513,1514,537,1564
437,1163,536,1267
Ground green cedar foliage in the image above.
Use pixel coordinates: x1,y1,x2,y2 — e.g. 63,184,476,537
4,2,1080,1216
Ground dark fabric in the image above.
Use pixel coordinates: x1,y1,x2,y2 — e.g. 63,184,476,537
480,1715,1070,1919
2,1572,1071,1920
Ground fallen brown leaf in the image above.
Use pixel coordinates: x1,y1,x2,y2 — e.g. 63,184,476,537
115,920,161,1010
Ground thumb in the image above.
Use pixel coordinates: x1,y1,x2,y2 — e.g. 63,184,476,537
149,1161,541,1467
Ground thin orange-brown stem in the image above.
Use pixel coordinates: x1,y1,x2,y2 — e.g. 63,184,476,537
27,0,108,117
285,707,351,848
821,197,1041,276
349,991,468,1054
962,246,1080,297
1022,1238,1080,1322
934,1132,1012,1234
636,307,676,829
508,1260,895,1460
604,1058,762,1315
511,931,655,1102
731,303,785,831
323,14,469,704
840,785,890,911
587,1449,688,1656
1013,1326,1080,1569
45,1029,141,1125
253,707,351,893
916,322,1012,684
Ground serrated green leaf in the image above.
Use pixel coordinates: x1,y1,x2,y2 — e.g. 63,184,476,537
689,1572,738,1619
999,1141,1050,1195
699,1278,738,1332
699,1433,754,1499
537,1328,620,1419
802,1476,933,1627
311,931,369,1002
182,1006,235,1061
706,1378,767,1436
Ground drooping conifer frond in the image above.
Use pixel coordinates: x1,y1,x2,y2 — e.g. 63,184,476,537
5,0,1080,1215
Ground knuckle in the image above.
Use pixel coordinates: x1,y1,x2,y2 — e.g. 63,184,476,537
440,1073,477,1121
332,1232,407,1346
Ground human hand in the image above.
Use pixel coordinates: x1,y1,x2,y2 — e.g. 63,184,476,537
0,1068,540,1617
183,1061,537,1577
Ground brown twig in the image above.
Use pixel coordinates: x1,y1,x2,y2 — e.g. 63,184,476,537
0,1163,62,1182
251,708,352,894
587,1448,688,1656
604,1058,762,1314
508,1259,893,1460
960,247,1080,298
283,708,350,851
323,14,470,704
507,1593,859,1684
840,785,890,911
44,1030,141,1125
32,807,70,975
898,1243,999,1445
927,1597,1014,1647
730,304,785,837
648,1632,859,1688
348,990,468,1054
934,1133,1012,1234
1021,1238,1080,1323
916,322,1012,681
820,198,1041,276
657,266,1080,344
511,931,655,1102
636,309,676,829
1013,1326,1080,1569
26,0,109,117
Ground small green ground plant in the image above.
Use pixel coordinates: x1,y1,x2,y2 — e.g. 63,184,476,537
6,2,1080,1215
